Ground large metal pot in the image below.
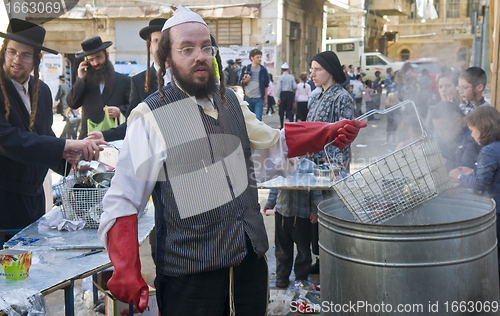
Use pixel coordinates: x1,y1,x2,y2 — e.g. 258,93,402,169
318,188,500,315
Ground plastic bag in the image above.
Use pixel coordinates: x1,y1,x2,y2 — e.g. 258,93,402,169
268,289,296,315
87,106,116,133
0,290,46,316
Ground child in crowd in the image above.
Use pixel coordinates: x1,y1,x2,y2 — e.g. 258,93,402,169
385,68,396,93
418,68,432,92
458,67,489,115
345,85,354,99
429,102,481,172
364,79,377,120
352,74,364,117
385,93,401,145
373,71,383,110
449,106,500,263
295,72,311,121
262,158,323,288
435,71,460,105
266,74,276,115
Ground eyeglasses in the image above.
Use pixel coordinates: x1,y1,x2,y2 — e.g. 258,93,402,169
86,54,104,64
457,85,473,92
173,46,218,59
309,68,323,74
5,49,33,63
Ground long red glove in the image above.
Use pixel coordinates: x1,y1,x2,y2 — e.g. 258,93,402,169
107,215,149,312
284,119,368,158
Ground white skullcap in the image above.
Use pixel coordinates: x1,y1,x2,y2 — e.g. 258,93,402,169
281,62,289,69
162,5,208,31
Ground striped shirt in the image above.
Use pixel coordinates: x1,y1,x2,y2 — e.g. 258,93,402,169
460,98,490,115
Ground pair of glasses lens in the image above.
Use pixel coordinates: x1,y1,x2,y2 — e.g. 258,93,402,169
5,49,33,63
174,46,218,58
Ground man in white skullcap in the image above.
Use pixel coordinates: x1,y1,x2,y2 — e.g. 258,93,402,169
98,6,366,315
276,62,297,128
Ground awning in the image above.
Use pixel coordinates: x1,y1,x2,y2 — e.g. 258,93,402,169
187,4,260,19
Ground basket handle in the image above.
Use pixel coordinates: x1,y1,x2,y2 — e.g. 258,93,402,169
323,100,425,169
355,100,427,138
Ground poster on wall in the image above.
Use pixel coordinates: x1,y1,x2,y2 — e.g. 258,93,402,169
40,53,64,102
219,47,254,69
262,46,277,69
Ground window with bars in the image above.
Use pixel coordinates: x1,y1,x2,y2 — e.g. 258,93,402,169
207,19,242,46
446,0,460,18
467,0,481,17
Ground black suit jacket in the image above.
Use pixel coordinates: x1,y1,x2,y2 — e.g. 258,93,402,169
102,67,158,141
67,70,130,139
0,77,67,230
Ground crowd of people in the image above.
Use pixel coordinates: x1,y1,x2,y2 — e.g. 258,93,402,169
2,6,500,314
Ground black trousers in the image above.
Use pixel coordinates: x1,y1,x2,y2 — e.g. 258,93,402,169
296,101,309,121
275,212,312,281
279,91,295,127
155,239,268,316
354,97,363,117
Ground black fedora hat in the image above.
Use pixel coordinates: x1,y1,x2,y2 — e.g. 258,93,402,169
0,18,58,55
139,18,167,40
75,36,112,58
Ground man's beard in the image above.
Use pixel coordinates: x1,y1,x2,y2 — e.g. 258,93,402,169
86,59,113,89
170,60,217,98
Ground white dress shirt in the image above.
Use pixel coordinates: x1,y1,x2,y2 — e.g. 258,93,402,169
11,79,31,114
98,87,298,247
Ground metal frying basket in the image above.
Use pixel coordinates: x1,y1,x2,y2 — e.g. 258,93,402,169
327,100,451,224
55,174,108,229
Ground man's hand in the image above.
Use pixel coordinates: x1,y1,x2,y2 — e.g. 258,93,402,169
64,138,109,161
241,74,251,84
457,166,473,176
449,168,462,180
62,150,81,165
310,214,318,224
105,106,121,119
260,206,275,216
86,131,105,142
77,60,89,79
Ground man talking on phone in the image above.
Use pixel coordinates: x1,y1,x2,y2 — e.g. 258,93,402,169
67,36,130,138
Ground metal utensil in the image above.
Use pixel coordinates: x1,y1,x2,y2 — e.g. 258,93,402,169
76,160,106,186
92,172,115,188
67,249,102,259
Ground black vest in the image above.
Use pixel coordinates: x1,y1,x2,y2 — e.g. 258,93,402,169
144,84,268,276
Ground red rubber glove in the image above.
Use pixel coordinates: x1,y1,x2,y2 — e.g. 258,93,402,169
284,119,367,158
107,215,149,312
